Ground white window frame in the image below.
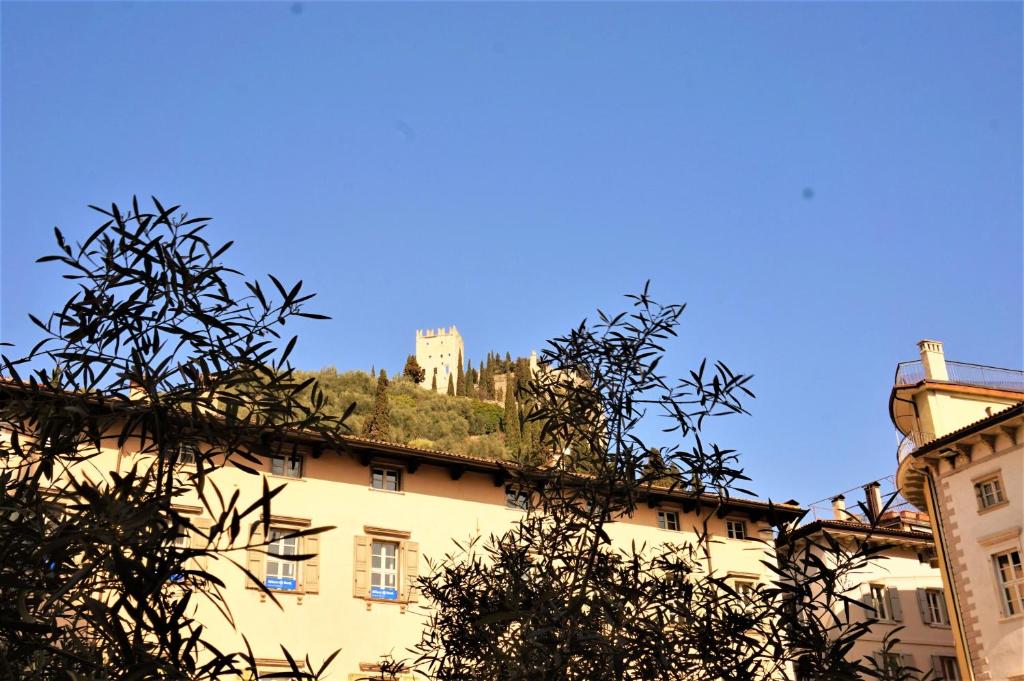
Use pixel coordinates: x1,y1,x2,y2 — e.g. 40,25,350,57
371,466,402,492
871,584,891,620
924,588,948,625
265,527,301,591
657,510,680,531
993,549,1024,616
935,655,960,681
370,539,400,599
726,519,748,540
177,443,197,466
733,579,756,599
974,475,1006,510
270,453,303,478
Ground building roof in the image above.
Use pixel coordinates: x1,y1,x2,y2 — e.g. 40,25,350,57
908,401,1024,459
0,378,806,523
782,517,934,545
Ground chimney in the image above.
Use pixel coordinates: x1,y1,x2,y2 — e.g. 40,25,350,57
864,481,883,520
918,340,948,381
831,494,848,520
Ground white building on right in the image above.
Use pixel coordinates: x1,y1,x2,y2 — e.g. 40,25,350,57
892,340,1024,681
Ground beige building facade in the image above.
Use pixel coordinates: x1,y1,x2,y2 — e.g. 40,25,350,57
781,486,959,679
103,432,804,678
893,340,1024,681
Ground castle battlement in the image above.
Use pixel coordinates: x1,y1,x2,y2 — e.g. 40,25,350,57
416,326,459,339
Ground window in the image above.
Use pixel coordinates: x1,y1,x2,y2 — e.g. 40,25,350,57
370,540,399,600
869,584,902,621
726,519,748,540
917,588,949,625
506,485,530,510
176,443,197,466
265,528,300,591
932,655,960,680
734,580,756,599
270,453,303,478
974,476,1006,510
371,467,402,492
657,510,680,531
993,549,1024,616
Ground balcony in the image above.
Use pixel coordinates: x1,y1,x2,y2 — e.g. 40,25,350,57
897,430,934,463
894,360,1024,391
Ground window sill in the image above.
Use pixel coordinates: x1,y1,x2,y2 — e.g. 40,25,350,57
927,622,952,629
977,500,1009,515
368,487,405,495
998,613,1024,623
265,473,306,483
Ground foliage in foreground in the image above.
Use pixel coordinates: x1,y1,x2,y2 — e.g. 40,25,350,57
408,288,935,681
0,199,346,680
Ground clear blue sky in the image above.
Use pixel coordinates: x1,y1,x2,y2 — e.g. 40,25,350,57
2,2,1021,508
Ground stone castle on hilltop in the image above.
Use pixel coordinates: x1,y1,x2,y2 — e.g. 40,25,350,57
415,326,464,392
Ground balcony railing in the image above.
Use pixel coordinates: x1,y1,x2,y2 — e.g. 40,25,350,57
897,430,935,463
894,360,1024,391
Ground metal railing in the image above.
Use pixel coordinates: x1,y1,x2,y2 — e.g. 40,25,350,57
894,360,1024,391
897,430,934,463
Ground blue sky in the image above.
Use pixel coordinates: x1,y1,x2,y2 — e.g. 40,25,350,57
2,2,1021,508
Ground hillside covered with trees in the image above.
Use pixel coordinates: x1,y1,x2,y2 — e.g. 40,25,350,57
295,367,516,459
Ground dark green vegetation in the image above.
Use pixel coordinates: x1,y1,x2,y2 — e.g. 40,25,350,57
0,199,343,679
296,367,508,459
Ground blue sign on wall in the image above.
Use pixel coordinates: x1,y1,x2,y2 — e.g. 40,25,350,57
265,576,297,591
371,586,399,601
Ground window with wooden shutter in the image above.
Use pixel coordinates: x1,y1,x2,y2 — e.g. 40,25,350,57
886,586,903,622
353,535,371,598
400,541,420,603
303,535,320,594
246,524,265,590
191,517,212,572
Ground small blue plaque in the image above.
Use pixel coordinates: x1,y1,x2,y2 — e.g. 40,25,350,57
265,576,297,591
371,586,399,601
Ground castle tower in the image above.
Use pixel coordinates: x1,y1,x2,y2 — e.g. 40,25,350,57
415,326,464,393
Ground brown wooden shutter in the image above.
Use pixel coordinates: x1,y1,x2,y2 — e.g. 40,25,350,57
916,588,932,624
191,517,213,572
400,540,420,603
245,524,265,590
303,534,320,594
353,535,371,598
859,584,875,619
887,586,903,621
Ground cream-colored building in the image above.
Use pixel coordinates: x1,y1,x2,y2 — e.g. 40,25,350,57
103,432,803,678
414,327,463,392
780,485,959,679
893,340,1024,681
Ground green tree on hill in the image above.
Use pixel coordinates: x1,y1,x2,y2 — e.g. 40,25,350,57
363,370,391,441
403,354,425,384
456,350,466,397
503,373,520,454
431,368,438,392
447,373,455,396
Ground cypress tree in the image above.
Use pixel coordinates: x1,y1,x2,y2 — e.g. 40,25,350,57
457,350,466,397
431,368,438,392
447,374,455,397
503,373,520,455
505,352,512,371
363,370,391,441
